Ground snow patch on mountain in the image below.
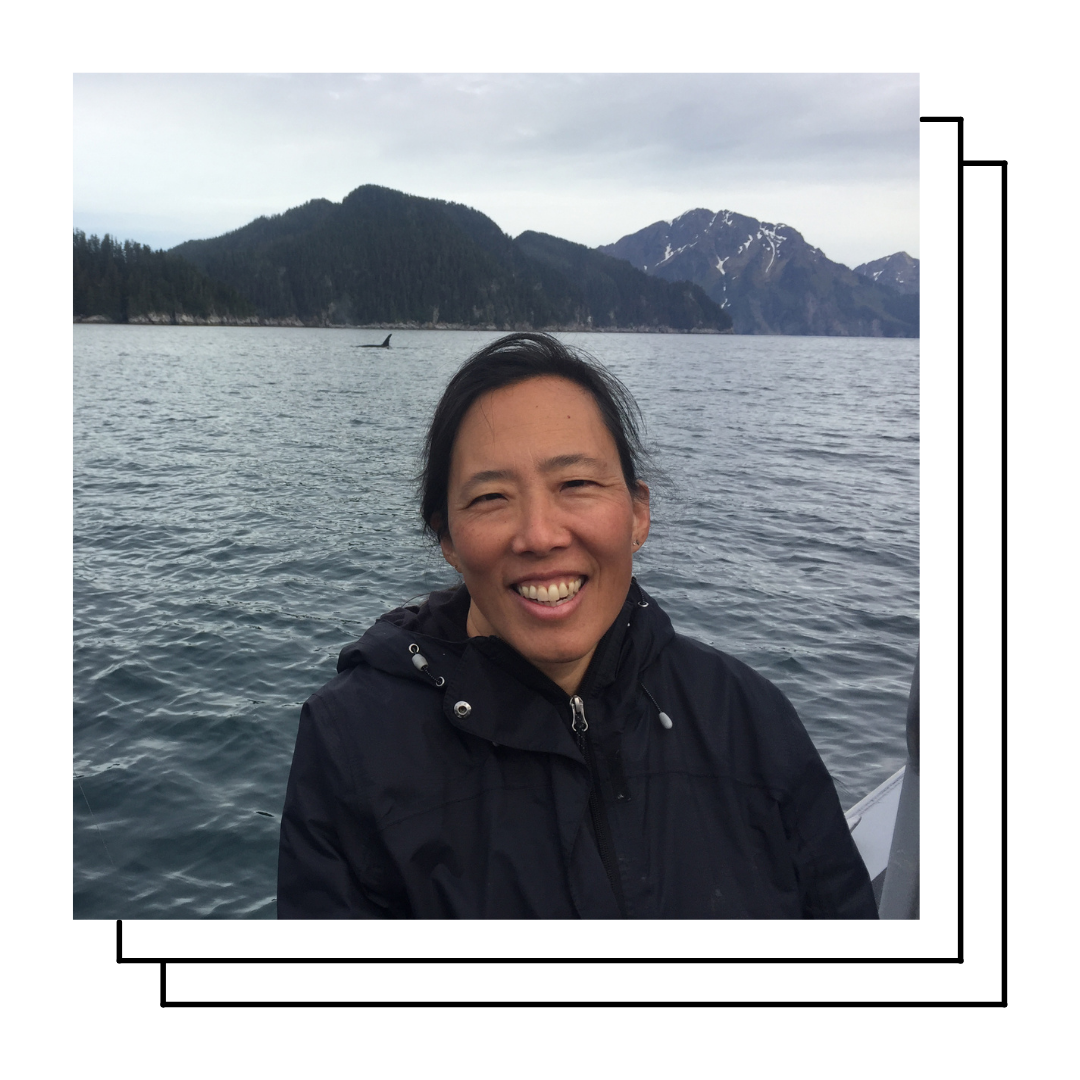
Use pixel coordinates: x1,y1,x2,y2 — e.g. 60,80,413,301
758,224,788,275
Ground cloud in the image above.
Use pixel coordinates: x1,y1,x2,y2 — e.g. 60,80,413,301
73,73,919,267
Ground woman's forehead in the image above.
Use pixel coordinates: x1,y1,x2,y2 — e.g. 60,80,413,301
451,376,619,472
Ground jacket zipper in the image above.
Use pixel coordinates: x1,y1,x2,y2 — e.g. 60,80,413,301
570,695,627,918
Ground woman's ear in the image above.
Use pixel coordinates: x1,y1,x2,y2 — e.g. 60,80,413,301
438,527,459,572
631,482,651,550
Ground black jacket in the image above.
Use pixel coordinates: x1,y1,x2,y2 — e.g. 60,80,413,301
277,581,877,919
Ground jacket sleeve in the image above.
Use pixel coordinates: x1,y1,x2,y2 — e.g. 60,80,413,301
277,693,407,919
781,750,879,919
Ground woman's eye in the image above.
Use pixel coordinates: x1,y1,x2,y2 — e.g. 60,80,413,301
563,479,591,489
470,492,504,505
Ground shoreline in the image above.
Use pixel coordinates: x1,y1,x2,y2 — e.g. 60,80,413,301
73,314,734,334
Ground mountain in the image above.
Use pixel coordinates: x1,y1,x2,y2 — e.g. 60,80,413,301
73,229,256,324
511,230,727,332
168,185,731,333
854,251,920,295
597,209,918,337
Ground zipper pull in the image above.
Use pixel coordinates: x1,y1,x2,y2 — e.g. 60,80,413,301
570,695,588,746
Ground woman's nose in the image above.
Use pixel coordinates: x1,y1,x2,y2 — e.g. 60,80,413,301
510,493,571,554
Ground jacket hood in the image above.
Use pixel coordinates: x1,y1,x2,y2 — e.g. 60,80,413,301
336,585,471,682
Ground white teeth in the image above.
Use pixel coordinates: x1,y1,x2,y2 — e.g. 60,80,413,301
515,578,583,606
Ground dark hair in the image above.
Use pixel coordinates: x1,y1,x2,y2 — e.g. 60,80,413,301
420,332,648,540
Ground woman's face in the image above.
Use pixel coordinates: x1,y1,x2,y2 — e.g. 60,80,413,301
440,375,649,693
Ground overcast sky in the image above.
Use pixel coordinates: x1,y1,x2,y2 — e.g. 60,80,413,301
73,73,918,269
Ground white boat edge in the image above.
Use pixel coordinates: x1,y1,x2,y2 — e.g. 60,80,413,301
844,765,905,887
839,648,919,917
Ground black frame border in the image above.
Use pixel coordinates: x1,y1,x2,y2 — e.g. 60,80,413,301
114,116,1008,1009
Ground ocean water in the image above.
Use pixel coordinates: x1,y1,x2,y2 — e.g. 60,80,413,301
73,326,919,919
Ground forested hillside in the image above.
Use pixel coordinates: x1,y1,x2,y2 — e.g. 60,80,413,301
169,185,732,332
73,230,255,323
514,231,724,331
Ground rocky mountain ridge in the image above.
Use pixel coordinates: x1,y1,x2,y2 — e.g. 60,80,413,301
853,251,920,295
598,209,918,337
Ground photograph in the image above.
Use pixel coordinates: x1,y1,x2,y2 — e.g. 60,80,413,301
73,73,921,925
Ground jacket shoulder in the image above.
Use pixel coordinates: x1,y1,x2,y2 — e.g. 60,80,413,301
305,658,444,746
300,654,484,813
651,632,821,793
662,632,800,719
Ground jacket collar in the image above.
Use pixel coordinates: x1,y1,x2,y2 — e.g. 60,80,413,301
443,642,580,758
341,579,674,760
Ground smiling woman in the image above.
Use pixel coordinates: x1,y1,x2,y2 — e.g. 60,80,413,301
277,333,878,919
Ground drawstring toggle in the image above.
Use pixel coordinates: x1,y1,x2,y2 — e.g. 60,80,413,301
408,643,446,687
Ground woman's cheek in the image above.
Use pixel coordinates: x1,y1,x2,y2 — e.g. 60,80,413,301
578,504,635,552
454,517,504,568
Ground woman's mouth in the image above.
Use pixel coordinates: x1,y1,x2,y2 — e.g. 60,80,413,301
512,576,584,607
